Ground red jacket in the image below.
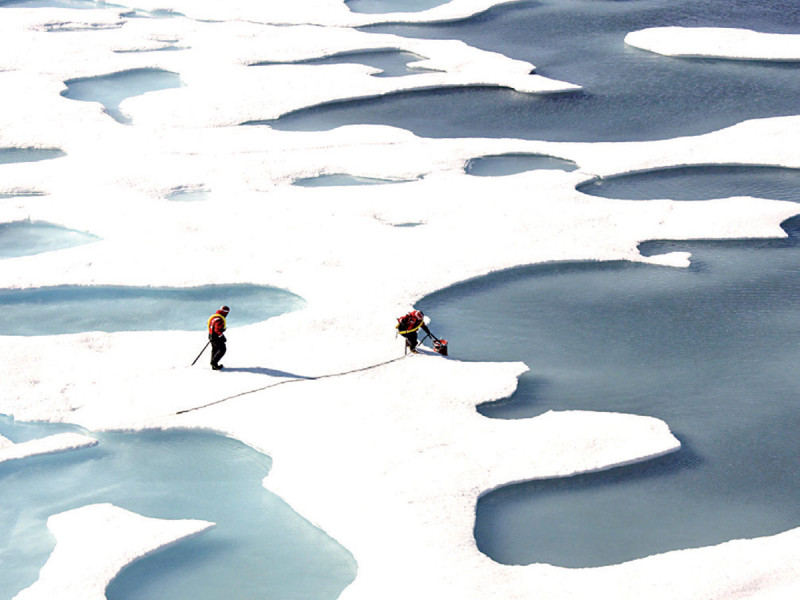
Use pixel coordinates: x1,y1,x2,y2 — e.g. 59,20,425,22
396,310,429,335
208,311,227,336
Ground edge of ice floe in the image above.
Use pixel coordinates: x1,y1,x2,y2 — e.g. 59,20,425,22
474,409,682,499
12,503,214,600
625,27,800,61
0,431,98,464
87,0,561,28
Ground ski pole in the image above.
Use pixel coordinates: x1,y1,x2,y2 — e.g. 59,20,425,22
420,332,439,345
191,339,211,366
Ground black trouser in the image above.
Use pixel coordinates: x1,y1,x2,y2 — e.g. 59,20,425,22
209,333,226,367
401,331,418,351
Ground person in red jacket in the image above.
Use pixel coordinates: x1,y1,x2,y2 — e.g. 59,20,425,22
396,309,431,354
207,305,230,370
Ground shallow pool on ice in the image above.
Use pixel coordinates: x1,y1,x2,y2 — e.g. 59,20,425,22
0,418,355,600
0,284,305,335
0,221,98,260
61,68,183,124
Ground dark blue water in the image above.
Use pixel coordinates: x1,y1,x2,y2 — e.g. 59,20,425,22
264,0,800,141
0,417,355,600
419,216,800,567
61,69,183,124
466,153,578,176
0,221,98,259
577,165,800,201
0,284,305,335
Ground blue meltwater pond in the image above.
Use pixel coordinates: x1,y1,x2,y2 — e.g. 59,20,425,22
419,217,800,567
61,68,183,124
0,418,356,600
0,284,305,336
0,221,98,259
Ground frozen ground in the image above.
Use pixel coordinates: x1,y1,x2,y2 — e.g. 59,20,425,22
1,3,799,600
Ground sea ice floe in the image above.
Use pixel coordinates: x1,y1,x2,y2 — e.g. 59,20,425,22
0,3,798,600
625,27,800,62
12,503,213,600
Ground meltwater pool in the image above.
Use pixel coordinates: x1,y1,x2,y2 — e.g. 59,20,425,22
0,417,356,600
420,219,800,567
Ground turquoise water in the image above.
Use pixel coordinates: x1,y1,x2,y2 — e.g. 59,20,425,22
0,148,64,165
0,221,98,259
0,284,305,335
420,217,800,567
61,69,183,124
0,417,356,600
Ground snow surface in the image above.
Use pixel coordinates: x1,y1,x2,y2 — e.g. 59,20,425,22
1,3,799,600
625,27,800,61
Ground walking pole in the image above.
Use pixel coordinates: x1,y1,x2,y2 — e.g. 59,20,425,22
191,339,211,366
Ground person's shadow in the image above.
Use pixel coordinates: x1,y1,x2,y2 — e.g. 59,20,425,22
221,366,315,380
